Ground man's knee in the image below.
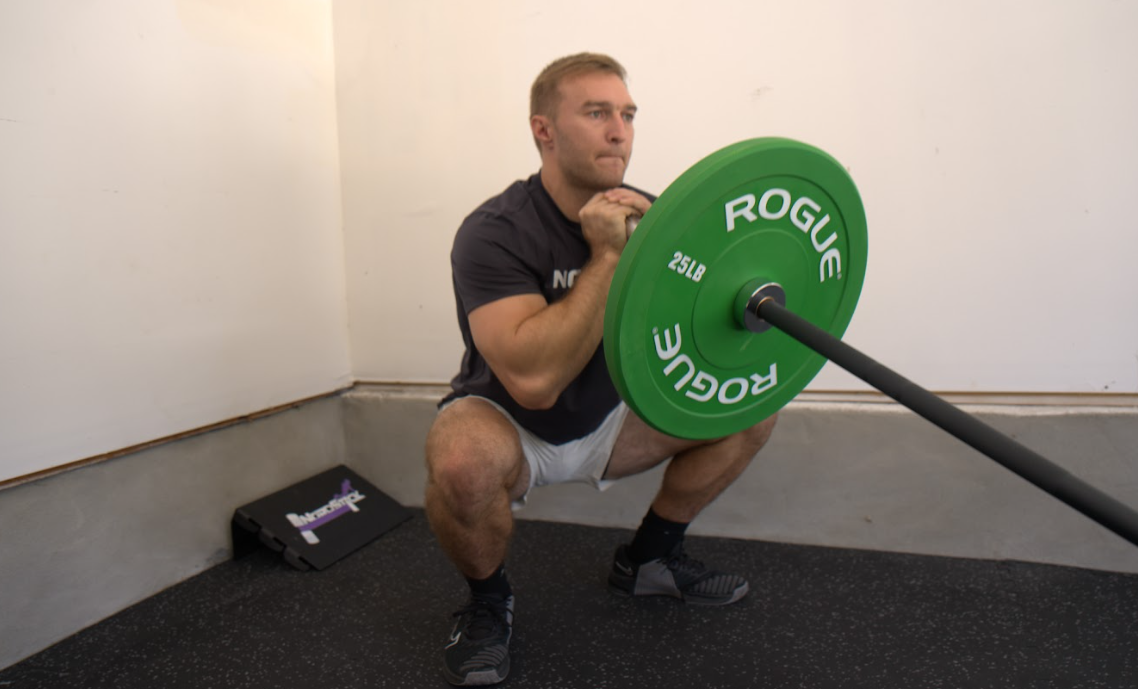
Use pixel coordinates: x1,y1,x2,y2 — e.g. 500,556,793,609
427,445,491,504
754,412,778,439
425,399,526,511
734,412,778,455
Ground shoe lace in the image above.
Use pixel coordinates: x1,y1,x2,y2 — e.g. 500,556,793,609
452,595,510,641
663,547,715,588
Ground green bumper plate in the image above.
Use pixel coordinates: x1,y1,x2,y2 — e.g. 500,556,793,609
604,138,868,439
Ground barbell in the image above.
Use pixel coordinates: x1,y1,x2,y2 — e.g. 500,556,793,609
602,138,1138,548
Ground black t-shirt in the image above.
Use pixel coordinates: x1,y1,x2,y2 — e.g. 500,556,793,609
442,172,653,444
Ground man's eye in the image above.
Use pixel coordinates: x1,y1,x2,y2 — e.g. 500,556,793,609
589,111,604,119
623,113,635,123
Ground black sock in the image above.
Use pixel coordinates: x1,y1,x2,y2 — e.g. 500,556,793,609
466,563,512,599
627,508,689,564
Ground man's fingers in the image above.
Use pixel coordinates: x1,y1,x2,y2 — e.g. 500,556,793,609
603,188,652,215
579,192,639,253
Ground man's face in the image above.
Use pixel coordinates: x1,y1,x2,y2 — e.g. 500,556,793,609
547,71,637,192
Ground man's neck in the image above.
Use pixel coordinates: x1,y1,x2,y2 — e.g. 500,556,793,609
538,166,599,223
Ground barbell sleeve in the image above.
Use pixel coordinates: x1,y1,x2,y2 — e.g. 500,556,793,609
757,299,1138,549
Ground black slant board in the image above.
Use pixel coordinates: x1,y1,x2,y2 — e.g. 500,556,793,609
232,464,410,570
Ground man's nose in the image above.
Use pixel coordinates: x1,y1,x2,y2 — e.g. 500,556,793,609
607,118,629,143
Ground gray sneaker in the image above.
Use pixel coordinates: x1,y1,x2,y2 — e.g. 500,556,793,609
442,593,513,686
608,544,749,605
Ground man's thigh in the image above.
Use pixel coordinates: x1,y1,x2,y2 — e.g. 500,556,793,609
602,411,707,480
603,412,778,481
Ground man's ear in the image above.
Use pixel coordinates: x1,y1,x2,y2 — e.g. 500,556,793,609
530,114,554,150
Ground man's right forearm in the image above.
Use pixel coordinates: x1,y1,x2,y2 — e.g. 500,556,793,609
474,188,650,409
497,249,621,408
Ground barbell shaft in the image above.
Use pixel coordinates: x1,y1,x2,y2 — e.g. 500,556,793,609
757,299,1138,548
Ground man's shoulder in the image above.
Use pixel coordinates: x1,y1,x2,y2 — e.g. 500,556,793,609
451,175,549,267
465,174,542,226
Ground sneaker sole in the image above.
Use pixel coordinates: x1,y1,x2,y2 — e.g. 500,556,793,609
608,578,749,606
442,656,510,686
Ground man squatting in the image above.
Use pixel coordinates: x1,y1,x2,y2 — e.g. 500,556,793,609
425,52,777,686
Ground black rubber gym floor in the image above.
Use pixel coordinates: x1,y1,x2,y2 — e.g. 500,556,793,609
4,510,1137,688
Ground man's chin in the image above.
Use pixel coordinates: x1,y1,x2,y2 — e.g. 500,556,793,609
565,164,626,192
593,166,627,189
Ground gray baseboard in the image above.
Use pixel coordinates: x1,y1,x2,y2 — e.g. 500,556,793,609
0,397,347,671
344,385,1138,574
3,384,1137,670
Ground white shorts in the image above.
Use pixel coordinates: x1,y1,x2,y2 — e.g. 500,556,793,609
442,396,631,508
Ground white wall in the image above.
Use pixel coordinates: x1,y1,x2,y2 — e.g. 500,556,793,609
0,0,351,483
2,0,1134,484
335,0,1138,395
